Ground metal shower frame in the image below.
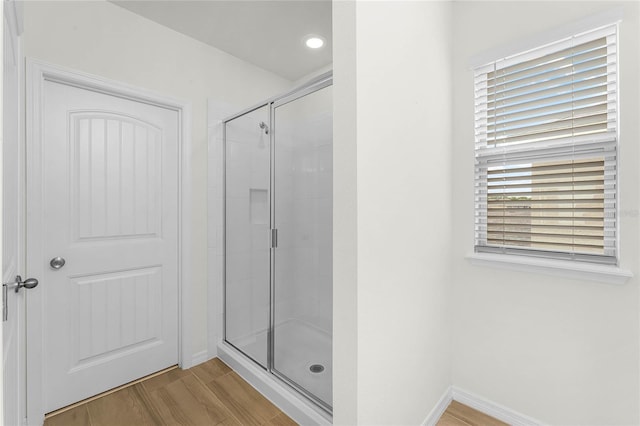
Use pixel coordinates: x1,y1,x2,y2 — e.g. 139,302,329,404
221,71,333,415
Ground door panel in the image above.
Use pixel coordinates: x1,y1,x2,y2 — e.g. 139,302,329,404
71,266,162,367
272,85,333,409
224,105,271,368
72,114,162,240
38,79,179,413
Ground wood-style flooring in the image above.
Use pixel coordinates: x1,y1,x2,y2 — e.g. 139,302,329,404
437,401,508,426
44,358,296,426
45,358,505,426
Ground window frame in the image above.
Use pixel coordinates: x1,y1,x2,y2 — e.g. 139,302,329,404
472,23,620,267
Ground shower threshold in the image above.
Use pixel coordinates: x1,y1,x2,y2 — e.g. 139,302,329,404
218,340,332,425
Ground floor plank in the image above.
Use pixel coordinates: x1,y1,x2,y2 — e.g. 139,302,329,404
190,357,232,383
205,371,282,425
145,373,241,425
445,400,508,426
85,384,160,426
44,405,91,426
140,366,192,393
264,412,299,426
437,411,473,426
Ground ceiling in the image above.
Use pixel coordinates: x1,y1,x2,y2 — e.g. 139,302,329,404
111,0,332,81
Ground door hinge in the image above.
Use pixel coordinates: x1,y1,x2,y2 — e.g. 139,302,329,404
271,228,278,249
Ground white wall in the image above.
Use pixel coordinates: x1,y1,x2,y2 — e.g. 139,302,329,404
334,1,453,424
451,2,640,424
293,63,333,87
332,1,358,422
23,0,291,360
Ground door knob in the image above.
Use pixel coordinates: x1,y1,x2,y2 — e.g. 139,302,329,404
21,278,39,289
50,257,66,270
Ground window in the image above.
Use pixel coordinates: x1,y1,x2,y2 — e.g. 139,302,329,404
474,25,618,265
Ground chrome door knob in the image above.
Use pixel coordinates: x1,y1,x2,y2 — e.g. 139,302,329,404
50,257,66,270
20,278,39,290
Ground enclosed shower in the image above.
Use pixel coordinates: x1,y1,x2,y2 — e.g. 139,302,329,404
220,74,332,416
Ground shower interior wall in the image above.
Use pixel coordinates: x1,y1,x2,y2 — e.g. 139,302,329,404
275,88,333,335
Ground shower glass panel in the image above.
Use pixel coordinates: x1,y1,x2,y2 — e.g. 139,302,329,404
224,105,271,368
272,85,333,410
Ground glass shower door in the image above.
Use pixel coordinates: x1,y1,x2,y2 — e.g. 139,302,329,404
224,105,271,368
272,84,333,410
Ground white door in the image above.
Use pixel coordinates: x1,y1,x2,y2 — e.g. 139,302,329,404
3,2,25,425
31,74,179,414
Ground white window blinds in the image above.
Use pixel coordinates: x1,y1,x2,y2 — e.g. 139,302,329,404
474,24,618,264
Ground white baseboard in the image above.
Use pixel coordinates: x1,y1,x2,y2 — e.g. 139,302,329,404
451,386,543,426
189,350,210,368
422,387,453,426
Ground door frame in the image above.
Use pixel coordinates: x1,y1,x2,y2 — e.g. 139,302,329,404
3,1,25,425
25,59,192,425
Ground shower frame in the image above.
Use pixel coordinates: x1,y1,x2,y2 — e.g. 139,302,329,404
221,72,333,415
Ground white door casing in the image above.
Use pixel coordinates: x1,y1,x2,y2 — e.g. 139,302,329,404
26,60,192,424
3,1,25,425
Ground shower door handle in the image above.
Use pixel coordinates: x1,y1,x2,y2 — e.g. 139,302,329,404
271,229,278,249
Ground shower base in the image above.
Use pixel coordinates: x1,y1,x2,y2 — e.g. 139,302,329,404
273,319,332,409
218,319,332,425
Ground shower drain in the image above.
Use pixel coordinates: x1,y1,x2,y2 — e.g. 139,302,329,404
309,364,325,374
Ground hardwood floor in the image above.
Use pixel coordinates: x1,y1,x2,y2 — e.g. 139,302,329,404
437,401,508,426
44,358,296,426
45,359,503,426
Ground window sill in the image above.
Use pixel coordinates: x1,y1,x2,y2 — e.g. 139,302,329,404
465,252,633,285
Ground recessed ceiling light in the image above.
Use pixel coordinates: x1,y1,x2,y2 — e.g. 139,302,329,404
305,35,325,49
